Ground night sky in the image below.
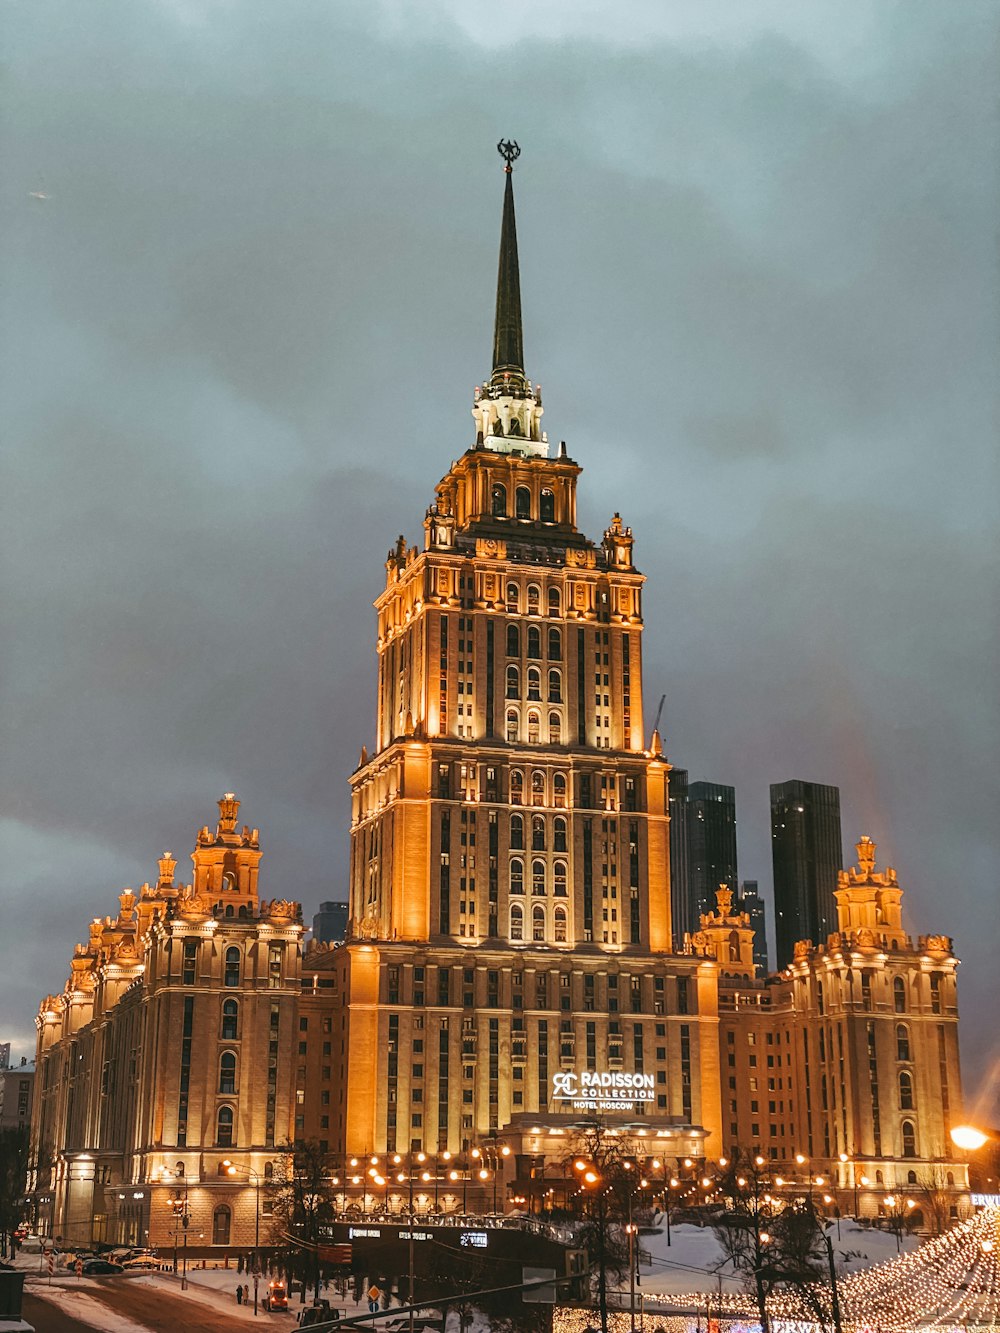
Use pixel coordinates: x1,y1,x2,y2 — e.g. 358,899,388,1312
3,1,997,1121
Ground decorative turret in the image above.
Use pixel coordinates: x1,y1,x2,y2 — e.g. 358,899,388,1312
472,142,547,455
834,833,905,942
691,884,757,978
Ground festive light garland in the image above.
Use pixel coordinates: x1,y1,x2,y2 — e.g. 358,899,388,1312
550,1206,1000,1332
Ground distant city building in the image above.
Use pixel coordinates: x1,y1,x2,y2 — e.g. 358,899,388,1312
0,1042,10,1070
312,900,348,945
739,879,769,971
668,768,691,943
0,1056,34,1131
771,779,843,968
687,781,738,930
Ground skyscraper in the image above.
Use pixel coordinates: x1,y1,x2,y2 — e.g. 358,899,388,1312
770,779,843,968
738,879,768,971
329,145,721,1159
313,900,348,945
668,767,690,942
686,780,738,930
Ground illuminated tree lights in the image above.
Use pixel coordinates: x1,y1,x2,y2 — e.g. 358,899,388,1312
550,1206,1000,1332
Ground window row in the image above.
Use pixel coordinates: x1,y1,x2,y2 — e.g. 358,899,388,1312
505,665,562,701
491,485,558,526
510,902,569,943
509,770,568,805
509,858,569,896
506,625,562,659
182,945,285,989
503,580,562,616
506,709,564,746
510,814,568,852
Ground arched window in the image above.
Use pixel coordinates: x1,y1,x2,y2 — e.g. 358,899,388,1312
548,712,562,745
548,627,562,660
532,816,546,851
527,626,541,658
507,710,519,745
527,711,540,744
547,586,560,614
216,1105,234,1149
510,814,524,850
219,1051,237,1095
213,1204,232,1246
896,1024,910,1062
264,1162,274,1181
947,1171,955,1187
510,903,524,941
554,862,567,896
554,906,568,942
527,667,541,700
907,1169,917,1184
548,669,562,702
506,583,520,613
510,859,524,895
901,1120,917,1157
531,771,545,805
532,904,546,942
554,817,568,852
506,665,520,699
553,774,568,808
532,860,546,896
491,483,507,518
893,977,906,1013
899,1070,914,1110
728,930,741,963
510,769,523,803
876,1170,884,1184
515,486,531,519
225,904,234,918
224,947,241,988
506,623,519,656
540,489,555,523
221,999,239,1040
222,872,237,893
527,585,541,615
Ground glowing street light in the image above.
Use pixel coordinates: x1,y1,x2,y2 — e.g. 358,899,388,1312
951,1125,989,1151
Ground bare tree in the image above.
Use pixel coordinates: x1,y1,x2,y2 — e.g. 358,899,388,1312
267,1140,338,1302
0,1127,29,1259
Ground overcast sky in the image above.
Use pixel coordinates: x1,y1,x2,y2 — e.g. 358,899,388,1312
2,1,997,1117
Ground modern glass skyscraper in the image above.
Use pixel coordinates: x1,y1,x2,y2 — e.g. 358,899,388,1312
686,781,738,931
738,879,768,971
770,779,843,968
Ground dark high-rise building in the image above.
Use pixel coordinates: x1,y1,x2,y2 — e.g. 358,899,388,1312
313,900,348,945
668,767,690,943
687,781,738,929
770,779,843,968
739,879,768,972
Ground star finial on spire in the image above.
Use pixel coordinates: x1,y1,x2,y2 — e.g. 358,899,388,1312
497,139,520,172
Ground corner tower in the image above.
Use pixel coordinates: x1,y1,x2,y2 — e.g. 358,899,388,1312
334,147,722,1166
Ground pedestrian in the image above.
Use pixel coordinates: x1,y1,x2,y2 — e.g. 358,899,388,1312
244,1283,251,1305
237,1284,244,1305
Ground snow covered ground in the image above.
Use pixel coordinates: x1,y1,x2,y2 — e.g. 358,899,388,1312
617,1215,919,1299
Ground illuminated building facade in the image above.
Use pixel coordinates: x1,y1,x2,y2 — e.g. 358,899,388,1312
29,796,303,1249
325,150,724,1171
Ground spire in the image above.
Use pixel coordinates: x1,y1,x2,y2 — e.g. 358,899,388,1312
491,140,525,391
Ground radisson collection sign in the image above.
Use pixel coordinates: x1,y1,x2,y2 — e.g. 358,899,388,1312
551,1070,655,1112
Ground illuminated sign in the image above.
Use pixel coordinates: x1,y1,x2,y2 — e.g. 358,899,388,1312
399,1230,431,1242
972,1194,1000,1207
551,1070,655,1111
349,1226,382,1239
460,1231,488,1248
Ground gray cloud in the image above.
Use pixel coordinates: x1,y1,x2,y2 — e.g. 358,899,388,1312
2,1,997,1112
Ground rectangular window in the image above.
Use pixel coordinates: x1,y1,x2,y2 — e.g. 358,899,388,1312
182,940,198,985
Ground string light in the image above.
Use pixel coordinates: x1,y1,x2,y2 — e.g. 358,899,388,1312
547,1205,1000,1332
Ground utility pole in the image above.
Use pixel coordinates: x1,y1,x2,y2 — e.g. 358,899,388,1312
824,1231,843,1333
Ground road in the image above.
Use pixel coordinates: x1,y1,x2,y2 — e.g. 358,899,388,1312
23,1275,269,1333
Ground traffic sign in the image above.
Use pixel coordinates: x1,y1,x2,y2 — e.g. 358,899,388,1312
75,1259,84,1277
368,1286,381,1302
46,1250,54,1276
369,1301,380,1313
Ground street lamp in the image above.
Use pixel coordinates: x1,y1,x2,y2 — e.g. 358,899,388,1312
166,1166,190,1293
573,1160,609,1333
224,1161,261,1316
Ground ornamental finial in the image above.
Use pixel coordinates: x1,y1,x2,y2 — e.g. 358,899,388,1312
497,139,520,173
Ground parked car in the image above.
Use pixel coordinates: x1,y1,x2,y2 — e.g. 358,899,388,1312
263,1281,289,1312
121,1255,170,1271
81,1259,124,1275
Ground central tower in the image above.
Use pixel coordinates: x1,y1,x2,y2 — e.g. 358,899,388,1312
332,148,723,1162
